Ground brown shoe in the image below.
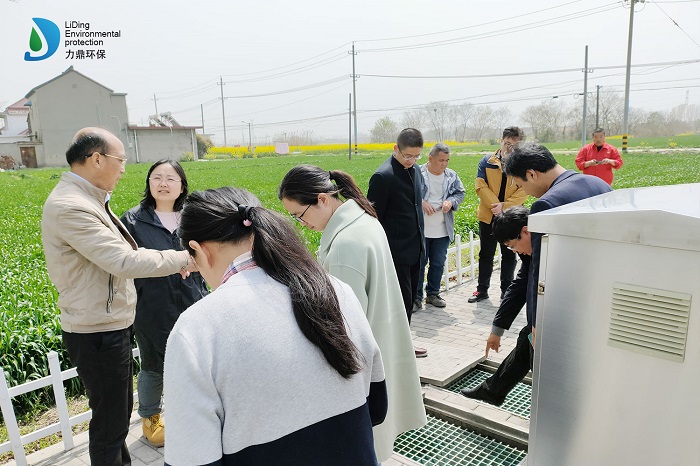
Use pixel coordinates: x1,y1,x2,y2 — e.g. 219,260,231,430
414,346,428,358
142,413,165,447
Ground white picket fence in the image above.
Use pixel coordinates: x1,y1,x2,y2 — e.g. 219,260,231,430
442,231,502,293
0,232,500,464
0,347,140,466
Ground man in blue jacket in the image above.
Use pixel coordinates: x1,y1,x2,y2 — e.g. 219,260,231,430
416,143,466,308
462,143,611,405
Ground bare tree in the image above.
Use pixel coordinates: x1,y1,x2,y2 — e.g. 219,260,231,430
470,105,495,142
453,103,474,141
425,101,451,142
520,99,568,142
491,106,513,138
400,108,427,133
369,116,399,143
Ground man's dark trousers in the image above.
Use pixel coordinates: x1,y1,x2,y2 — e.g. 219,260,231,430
477,220,517,295
63,327,134,466
482,325,533,399
395,261,421,325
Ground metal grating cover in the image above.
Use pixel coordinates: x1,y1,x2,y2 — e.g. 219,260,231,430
394,415,527,466
446,369,531,418
608,283,692,362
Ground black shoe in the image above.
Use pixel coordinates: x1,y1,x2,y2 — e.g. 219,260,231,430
467,290,489,303
501,290,506,300
460,383,506,406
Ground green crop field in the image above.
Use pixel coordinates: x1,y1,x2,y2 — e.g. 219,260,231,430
1,148,700,421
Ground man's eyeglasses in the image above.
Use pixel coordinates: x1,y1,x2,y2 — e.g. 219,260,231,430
504,234,521,251
99,152,128,166
398,148,422,161
149,176,182,184
290,204,312,224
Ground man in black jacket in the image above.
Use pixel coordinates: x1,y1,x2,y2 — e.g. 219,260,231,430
367,128,427,358
461,206,532,405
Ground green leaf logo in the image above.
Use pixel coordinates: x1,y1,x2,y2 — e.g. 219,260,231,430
24,18,60,62
29,27,43,52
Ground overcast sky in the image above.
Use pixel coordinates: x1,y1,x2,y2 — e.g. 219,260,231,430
1,0,699,144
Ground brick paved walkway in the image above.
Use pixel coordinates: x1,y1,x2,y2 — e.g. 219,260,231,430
8,273,526,466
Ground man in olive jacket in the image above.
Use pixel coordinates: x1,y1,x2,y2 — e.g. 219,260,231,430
469,126,528,304
42,127,195,466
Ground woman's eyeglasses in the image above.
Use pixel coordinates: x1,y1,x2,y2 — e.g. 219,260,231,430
290,204,311,224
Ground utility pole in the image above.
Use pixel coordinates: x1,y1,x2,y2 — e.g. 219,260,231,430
595,85,601,129
152,93,159,118
218,76,227,147
348,93,352,160
200,104,205,135
242,121,252,152
581,45,589,148
351,42,358,158
623,0,642,153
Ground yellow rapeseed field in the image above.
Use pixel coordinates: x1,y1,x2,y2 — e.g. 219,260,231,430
206,140,479,159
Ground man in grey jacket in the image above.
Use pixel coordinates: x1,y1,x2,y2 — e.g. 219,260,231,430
416,143,466,308
42,127,196,466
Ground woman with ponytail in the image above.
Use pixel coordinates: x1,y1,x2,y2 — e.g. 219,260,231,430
279,165,426,462
163,187,387,466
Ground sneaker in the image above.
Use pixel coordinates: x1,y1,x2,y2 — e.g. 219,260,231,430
142,413,165,448
413,298,423,311
467,290,489,303
425,294,446,308
414,346,428,358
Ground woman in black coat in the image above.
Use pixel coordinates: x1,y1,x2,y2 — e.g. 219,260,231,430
121,160,208,447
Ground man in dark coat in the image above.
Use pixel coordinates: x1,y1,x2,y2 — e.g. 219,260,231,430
367,128,426,358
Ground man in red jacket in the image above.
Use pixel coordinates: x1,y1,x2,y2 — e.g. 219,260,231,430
575,128,623,185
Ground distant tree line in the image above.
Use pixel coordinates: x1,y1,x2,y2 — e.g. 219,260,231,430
369,91,700,143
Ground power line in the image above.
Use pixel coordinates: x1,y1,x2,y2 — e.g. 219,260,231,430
243,82,349,116
356,0,588,43
155,77,220,97
650,0,700,48
200,81,700,135
223,76,350,99
169,98,219,116
606,84,700,92
223,54,347,83
360,3,620,53
361,58,700,79
221,42,351,78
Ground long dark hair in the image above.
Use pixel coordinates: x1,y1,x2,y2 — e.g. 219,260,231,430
179,186,361,378
278,165,377,218
141,159,189,211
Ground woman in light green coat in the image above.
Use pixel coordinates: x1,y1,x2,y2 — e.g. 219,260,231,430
279,165,426,462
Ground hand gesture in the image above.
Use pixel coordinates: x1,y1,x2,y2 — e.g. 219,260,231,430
422,200,436,215
485,333,501,358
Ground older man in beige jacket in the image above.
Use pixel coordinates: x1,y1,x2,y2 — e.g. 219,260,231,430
42,127,195,466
